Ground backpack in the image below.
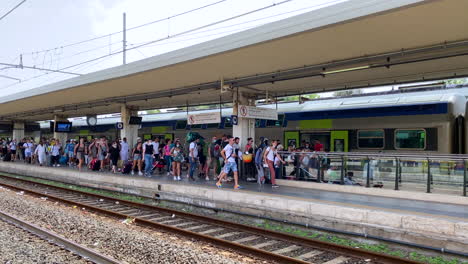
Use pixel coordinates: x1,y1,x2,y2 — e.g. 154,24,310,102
59,156,68,165
89,159,100,171
213,144,221,158
122,161,132,174
254,147,263,165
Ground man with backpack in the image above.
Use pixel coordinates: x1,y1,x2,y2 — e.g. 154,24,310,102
207,136,220,180
255,137,268,184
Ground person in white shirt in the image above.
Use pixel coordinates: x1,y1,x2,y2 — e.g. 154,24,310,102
51,139,62,167
34,141,47,166
9,140,17,161
215,136,243,190
188,138,199,180
152,137,160,159
24,139,34,164
120,137,129,162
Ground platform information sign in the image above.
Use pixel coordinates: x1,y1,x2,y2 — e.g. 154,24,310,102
238,105,278,120
187,112,221,125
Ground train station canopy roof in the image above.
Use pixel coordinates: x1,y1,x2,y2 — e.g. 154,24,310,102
1,0,468,121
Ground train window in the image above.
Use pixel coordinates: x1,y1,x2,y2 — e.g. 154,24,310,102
175,120,187,130
358,130,384,149
207,123,219,129
395,129,426,150
266,114,285,127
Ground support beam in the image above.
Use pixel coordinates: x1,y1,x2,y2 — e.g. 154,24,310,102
53,115,68,145
232,92,255,149
12,121,25,142
120,105,139,149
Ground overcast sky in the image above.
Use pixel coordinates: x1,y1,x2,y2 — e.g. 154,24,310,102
0,0,349,96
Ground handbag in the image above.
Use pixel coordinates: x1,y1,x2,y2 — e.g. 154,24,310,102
242,153,253,163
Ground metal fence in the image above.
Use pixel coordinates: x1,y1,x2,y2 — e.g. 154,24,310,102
239,151,468,197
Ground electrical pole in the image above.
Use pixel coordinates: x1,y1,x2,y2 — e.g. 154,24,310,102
123,12,127,65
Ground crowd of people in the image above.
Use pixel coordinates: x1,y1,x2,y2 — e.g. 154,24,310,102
0,135,337,189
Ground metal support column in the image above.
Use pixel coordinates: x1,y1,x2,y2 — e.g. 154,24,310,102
463,159,467,197
394,158,399,190
317,156,322,183
340,156,345,185
366,157,371,188
426,158,431,193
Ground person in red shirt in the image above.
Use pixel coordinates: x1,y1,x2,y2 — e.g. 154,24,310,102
314,140,324,152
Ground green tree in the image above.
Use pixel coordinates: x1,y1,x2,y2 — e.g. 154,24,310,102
283,94,319,102
146,109,161,114
333,89,363,97
444,78,468,85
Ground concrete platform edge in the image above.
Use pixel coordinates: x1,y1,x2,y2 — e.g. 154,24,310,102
0,162,466,253
276,179,468,206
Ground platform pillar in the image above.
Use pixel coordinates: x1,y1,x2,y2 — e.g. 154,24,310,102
232,92,255,149
120,105,139,149
53,115,68,145
12,121,25,141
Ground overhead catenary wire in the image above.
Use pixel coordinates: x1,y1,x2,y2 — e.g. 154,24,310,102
127,0,293,52
0,0,295,90
21,0,228,56
0,0,26,21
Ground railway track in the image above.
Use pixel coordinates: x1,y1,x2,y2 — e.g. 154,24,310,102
0,174,423,264
0,208,120,264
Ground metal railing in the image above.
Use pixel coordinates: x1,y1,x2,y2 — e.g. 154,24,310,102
239,151,468,197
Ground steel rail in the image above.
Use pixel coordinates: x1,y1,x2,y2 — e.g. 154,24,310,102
0,174,423,264
0,209,121,264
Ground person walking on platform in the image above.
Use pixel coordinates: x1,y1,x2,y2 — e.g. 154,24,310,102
163,139,173,176
131,141,143,176
9,139,17,162
171,141,184,181
24,139,34,164
109,140,120,174
34,141,47,166
216,136,243,190
51,139,62,167
143,138,155,177
207,136,220,181
96,137,109,171
66,140,76,167
74,137,87,171
18,138,25,162
188,138,199,181
120,137,129,163
263,140,285,188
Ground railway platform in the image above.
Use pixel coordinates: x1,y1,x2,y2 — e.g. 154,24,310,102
0,161,466,255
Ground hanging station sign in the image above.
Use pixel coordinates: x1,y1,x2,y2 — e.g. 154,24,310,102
187,112,221,125
238,105,278,120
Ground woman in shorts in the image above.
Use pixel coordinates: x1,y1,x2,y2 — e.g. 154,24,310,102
131,141,143,176
74,137,87,171
171,142,184,181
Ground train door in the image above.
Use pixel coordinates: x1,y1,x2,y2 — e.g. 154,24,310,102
300,132,330,151
284,131,300,149
330,131,348,152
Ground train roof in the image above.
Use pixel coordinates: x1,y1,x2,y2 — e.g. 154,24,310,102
39,87,468,129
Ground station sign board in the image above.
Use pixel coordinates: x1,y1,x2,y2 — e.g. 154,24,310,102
187,112,221,125
238,105,278,120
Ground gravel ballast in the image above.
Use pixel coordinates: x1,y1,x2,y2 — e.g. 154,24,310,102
0,217,88,264
0,187,261,264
